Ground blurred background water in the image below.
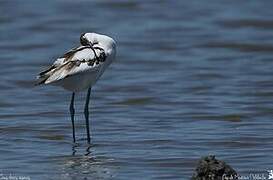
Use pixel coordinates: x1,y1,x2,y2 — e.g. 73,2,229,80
0,0,273,179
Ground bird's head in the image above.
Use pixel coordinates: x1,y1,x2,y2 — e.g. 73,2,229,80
80,32,116,55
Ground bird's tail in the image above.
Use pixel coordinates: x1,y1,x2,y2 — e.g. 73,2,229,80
35,66,56,85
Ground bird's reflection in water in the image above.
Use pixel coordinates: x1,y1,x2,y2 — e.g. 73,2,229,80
59,143,114,180
71,143,92,156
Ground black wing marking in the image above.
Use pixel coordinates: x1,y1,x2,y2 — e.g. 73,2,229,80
61,46,90,62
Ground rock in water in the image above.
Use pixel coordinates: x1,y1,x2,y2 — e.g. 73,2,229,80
191,155,237,180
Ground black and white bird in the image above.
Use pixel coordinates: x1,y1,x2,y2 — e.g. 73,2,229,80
37,33,117,143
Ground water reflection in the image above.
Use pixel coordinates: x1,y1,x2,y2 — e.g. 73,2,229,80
59,144,113,180
71,143,92,156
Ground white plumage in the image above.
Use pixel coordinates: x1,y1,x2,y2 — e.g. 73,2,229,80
37,33,116,92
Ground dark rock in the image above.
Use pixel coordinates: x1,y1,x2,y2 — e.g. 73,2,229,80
192,155,237,180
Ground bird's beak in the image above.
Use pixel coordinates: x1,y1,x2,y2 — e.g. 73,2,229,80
87,42,99,60
88,42,93,47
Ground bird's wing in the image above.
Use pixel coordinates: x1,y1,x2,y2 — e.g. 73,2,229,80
37,46,105,85
37,46,83,78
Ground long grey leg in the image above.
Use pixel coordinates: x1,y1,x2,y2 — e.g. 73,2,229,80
70,92,76,143
84,87,91,143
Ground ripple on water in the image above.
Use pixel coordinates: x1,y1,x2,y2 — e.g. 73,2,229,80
113,97,155,106
200,42,273,53
217,19,273,29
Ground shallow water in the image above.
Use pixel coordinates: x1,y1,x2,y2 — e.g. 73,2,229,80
1,0,273,179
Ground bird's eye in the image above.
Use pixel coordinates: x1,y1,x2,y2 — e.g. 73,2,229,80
80,36,89,46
